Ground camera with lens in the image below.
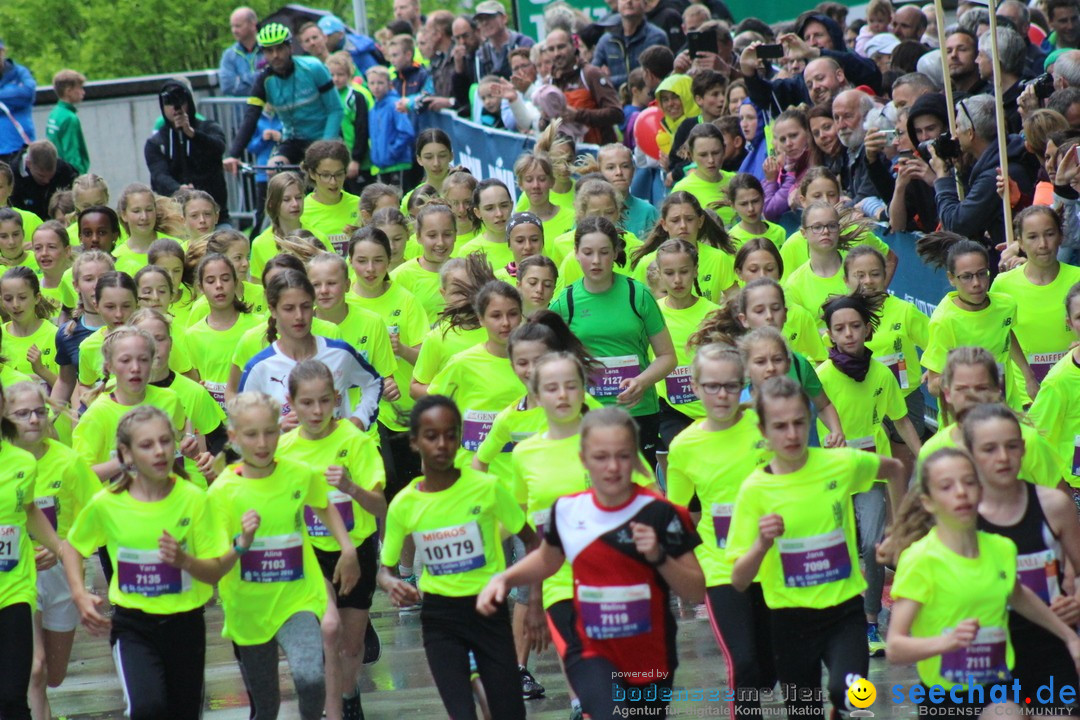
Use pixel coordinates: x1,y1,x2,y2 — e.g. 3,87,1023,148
917,132,961,163
160,87,187,109
1023,72,1055,101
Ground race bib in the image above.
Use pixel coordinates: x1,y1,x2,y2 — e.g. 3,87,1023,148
304,491,356,538
879,352,909,390
1029,352,1066,384
532,508,551,537
462,410,498,452
329,234,348,256
1072,435,1080,478
1017,549,1061,604
578,583,652,639
664,366,696,405
34,496,58,531
711,503,733,549
588,355,640,399
203,381,227,411
240,533,304,583
847,436,876,452
940,626,1009,685
778,528,852,588
116,548,189,597
413,521,485,576
0,525,20,571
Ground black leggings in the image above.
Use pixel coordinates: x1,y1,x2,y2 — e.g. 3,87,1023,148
635,411,661,472
705,583,777,719
379,423,423,502
110,605,206,720
564,653,672,718
420,593,525,720
0,602,32,720
769,595,868,719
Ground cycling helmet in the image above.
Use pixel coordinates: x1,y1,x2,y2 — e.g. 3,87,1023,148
257,23,292,47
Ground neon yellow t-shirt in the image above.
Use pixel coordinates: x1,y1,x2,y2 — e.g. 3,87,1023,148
778,230,890,281
347,283,429,432
230,318,343,373
0,444,39,610
555,232,643,292
727,221,787,251
781,260,848,330
655,296,718,419
278,421,385,551
1029,352,1080,487
3,320,60,382
516,185,574,212
112,244,151,277
726,447,881,609
207,458,329,645
453,235,514,269
542,205,576,247
67,478,226,614
918,422,1063,489
428,343,526,472
186,282,269,326
670,171,736,225
250,226,333,283
300,191,360,255
185,312,264,407
816,358,907,456
784,303,827,363
668,412,770,586
412,323,487,385
322,302,397,377
892,529,1016,689
633,244,736,304
511,431,652,607
991,263,1080,405
390,258,444,320
33,438,100,541
866,294,929,397
381,467,526,597
475,395,602,467
78,327,193,387
15,207,42,239
922,292,1023,410
40,273,78,313
73,386,187,468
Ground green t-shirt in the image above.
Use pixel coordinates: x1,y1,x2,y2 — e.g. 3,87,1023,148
551,275,667,416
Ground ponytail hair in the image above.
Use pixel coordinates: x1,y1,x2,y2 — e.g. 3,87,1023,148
510,309,599,375
820,291,884,334
0,266,57,320
112,405,178,493
84,325,157,407
633,191,734,269
226,391,282,429
94,271,138,308
441,253,497,331
573,215,627,267
688,277,785,348
265,269,315,344
916,232,987,271
691,343,744,384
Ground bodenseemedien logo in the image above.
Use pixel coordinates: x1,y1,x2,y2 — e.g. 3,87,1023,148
847,677,877,717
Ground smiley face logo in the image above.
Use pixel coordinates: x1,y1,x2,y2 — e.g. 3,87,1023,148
847,678,876,709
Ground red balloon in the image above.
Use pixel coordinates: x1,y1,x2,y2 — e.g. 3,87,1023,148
634,105,664,160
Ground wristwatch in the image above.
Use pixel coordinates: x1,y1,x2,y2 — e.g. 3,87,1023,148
233,534,249,555
646,545,668,567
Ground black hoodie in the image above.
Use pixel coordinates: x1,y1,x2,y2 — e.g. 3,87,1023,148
143,80,230,223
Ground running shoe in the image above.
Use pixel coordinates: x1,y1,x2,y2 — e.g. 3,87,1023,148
362,621,381,665
867,623,886,658
520,665,546,700
569,706,584,720
342,692,365,720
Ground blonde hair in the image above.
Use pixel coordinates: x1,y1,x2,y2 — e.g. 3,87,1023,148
691,343,743,384
226,391,281,429
71,174,109,211
326,50,355,76
366,65,391,83
580,406,647,477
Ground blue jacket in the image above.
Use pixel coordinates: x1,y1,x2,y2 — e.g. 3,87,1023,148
334,33,384,75
219,42,261,97
369,91,415,171
592,21,669,91
0,59,36,155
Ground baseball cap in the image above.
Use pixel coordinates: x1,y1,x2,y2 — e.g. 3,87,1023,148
475,1,506,17
864,33,901,56
318,15,347,35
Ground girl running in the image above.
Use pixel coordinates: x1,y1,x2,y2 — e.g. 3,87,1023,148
358,183,401,226
61,406,225,720
525,122,575,210
443,171,480,244
513,154,575,243
554,180,642,286
147,238,194,326
390,201,457,319
671,124,736,224
180,190,220,244
667,345,774,719
279,360,387,720
1029,281,1080,489
497,212,544,282
0,209,37,270
727,375,907,718
478,406,704,719
76,205,122,255
782,202,862,329
1,267,60,388
379,395,534,720
30,221,75,314
369,207,410,267
50,250,113,407
208,391,359,720
134,265,175,314
885,447,1080,715
403,129,454,211
456,179,515,269
593,143,660,238
301,140,360,253
187,229,265,323
251,172,333,282
631,191,737,304
517,255,558,318
114,184,168,276
553,216,677,469
726,173,787,251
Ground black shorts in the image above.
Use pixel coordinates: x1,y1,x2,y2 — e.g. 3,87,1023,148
273,138,314,165
313,534,379,611
884,389,928,443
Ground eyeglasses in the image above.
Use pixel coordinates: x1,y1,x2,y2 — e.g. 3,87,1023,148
805,222,840,235
315,171,346,183
10,407,48,421
952,268,990,283
699,381,743,396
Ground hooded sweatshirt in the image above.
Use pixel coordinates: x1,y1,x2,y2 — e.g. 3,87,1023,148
655,75,699,157
144,80,230,223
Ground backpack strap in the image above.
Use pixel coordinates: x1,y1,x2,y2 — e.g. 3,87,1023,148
626,277,642,321
565,284,575,325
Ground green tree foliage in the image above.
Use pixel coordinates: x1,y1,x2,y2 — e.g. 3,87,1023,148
0,0,414,84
